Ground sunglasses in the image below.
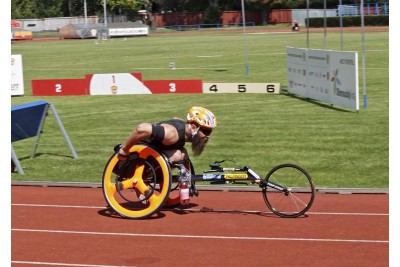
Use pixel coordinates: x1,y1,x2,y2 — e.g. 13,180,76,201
199,127,212,136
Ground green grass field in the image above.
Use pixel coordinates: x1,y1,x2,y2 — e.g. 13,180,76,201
11,28,389,188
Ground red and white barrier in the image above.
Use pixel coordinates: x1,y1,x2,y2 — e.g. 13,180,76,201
144,80,202,94
31,72,281,96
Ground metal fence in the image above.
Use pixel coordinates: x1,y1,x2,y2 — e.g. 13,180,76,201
338,2,389,16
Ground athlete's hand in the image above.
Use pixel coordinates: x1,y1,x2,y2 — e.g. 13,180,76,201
115,144,130,161
117,151,129,161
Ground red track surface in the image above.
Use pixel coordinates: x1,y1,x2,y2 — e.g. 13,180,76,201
12,186,388,267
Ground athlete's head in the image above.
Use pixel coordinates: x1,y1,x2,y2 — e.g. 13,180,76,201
186,106,216,156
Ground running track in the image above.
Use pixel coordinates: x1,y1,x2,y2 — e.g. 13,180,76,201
12,185,388,267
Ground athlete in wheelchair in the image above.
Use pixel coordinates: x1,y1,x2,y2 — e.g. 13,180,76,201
103,106,315,219
114,106,216,206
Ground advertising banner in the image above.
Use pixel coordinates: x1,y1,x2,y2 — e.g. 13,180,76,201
286,47,307,97
11,54,24,96
88,73,151,95
330,51,359,110
307,49,331,103
108,27,149,37
287,47,359,111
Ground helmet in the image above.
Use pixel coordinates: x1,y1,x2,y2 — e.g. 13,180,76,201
187,106,217,129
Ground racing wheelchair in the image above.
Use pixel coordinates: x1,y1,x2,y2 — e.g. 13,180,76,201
102,144,315,219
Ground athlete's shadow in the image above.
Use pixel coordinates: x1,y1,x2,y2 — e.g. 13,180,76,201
98,207,167,220
99,205,309,219
166,206,309,219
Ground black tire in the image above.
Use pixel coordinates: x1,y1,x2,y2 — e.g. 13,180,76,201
261,164,315,218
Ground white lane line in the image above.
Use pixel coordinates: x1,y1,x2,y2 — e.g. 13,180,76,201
131,67,228,70
11,203,389,216
12,203,104,209
247,32,294,35
197,55,222,58
308,211,388,216
12,228,388,244
11,261,135,267
181,209,389,216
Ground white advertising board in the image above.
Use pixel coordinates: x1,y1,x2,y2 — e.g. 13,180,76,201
330,51,359,110
11,54,24,96
287,47,359,111
307,49,331,103
89,73,151,95
108,27,149,37
286,47,307,97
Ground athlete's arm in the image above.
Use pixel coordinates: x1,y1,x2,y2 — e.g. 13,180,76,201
118,123,152,159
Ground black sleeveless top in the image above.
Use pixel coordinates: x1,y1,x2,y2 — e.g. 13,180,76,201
146,119,186,150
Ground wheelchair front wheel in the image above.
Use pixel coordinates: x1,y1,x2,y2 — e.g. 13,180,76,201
261,163,315,218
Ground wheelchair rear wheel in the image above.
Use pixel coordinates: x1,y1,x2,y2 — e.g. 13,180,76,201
102,144,172,219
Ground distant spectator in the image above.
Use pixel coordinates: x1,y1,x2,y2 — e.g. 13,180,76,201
292,20,300,32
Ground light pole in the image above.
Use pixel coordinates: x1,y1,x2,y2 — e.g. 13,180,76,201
84,0,87,25
241,0,249,75
306,0,309,48
103,0,107,26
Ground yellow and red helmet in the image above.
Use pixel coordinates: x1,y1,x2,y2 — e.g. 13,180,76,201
187,106,217,130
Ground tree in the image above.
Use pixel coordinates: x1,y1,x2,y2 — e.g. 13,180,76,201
12,0,36,19
58,0,103,18
151,0,210,12
12,0,63,19
203,0,222,24
104,0,143,15
246,0,282,25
